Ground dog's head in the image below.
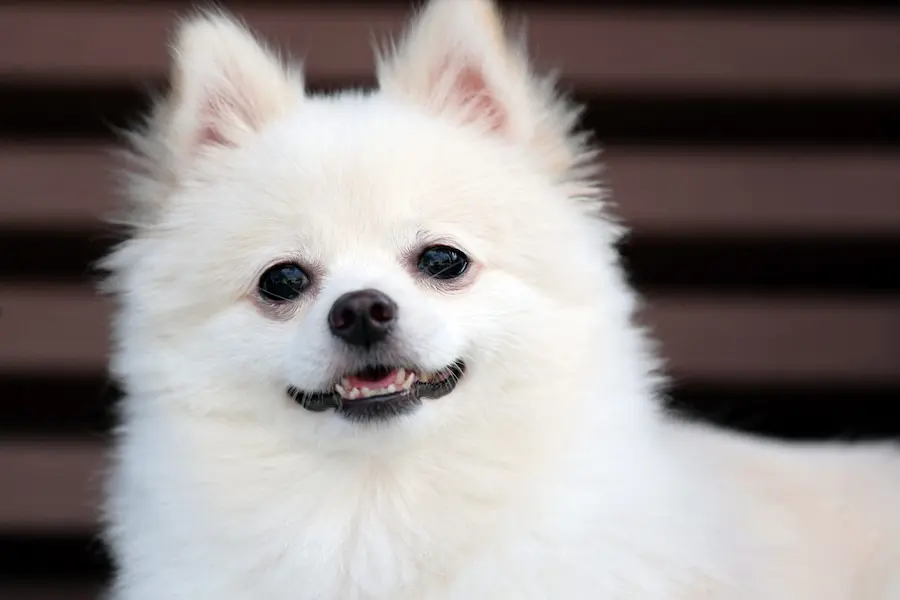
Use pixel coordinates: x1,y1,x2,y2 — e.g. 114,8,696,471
105,0,639,450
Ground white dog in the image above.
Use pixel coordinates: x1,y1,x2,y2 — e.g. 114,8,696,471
100,1,900,598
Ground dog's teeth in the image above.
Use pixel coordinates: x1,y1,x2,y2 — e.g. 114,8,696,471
419,372,431,383
332,370,418,400
403,372,416,389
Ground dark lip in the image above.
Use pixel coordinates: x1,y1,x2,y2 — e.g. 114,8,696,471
287,360,466,423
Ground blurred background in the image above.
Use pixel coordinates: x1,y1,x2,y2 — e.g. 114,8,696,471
1,1,899,598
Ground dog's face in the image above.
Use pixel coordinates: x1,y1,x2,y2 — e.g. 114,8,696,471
108,0,627,448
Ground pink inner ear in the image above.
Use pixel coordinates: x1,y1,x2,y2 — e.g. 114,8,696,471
451,65,507,132
195,122,231,149
193,94,240,151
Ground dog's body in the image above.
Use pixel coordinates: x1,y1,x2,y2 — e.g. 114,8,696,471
101,1,900,598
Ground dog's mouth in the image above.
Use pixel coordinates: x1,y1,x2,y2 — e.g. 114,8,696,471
287,360,466,422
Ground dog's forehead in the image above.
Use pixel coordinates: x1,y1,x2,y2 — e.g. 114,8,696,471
177,93,568,274
237,101,516,230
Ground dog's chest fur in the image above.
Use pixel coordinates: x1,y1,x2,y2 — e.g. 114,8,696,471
106,411,737,600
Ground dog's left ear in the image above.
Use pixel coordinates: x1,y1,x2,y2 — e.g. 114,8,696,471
377,0,586,176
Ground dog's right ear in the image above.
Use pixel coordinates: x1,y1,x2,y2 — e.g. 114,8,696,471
143,12,303,178
118,12,303,226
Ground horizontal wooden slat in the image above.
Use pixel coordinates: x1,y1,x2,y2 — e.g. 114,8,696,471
0,287,110,374
2,285,898,383
0,145,113,228
601,149,900,235
2,6,900,94
0,439,104,531
3,144,900,235
645,297,900,382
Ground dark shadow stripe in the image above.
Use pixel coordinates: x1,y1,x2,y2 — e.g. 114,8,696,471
0,83,898,146
0,375,117,435
0,534,109,582
666,381,900,441
0,230,118,286
580,93,900,147
1,229,899,295
3,375,900,440
618,235,900,295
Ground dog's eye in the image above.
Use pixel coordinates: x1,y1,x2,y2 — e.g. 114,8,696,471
258,263,310,302
417,245,469,280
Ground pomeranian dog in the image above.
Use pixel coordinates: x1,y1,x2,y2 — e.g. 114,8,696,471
100,0,900,598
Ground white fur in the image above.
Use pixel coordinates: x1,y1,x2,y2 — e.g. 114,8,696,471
101,1,900,598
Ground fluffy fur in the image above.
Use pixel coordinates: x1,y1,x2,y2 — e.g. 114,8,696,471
101,1,900,598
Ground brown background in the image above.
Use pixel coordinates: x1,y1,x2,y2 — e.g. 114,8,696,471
1,1,899,598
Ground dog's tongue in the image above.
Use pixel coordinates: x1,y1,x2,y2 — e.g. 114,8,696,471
346,369,399,390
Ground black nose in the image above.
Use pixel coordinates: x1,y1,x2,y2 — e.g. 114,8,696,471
328,289,398,348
